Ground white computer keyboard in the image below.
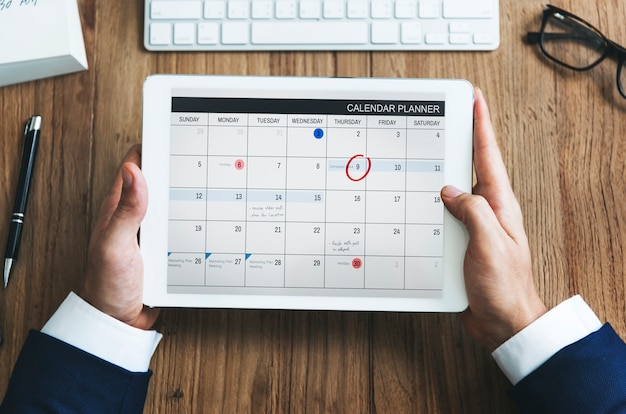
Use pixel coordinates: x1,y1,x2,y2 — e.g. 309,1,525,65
144,0,499,51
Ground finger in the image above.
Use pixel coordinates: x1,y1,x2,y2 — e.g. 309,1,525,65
472,89,525,236
93,145,143,232
472,88,514,199
441,185,505,240
107,162,148,242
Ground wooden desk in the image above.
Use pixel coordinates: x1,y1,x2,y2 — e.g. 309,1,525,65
1,0,625,412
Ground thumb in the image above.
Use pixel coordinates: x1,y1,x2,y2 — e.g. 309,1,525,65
441,185,500,237
108,162,148,239
441,185,471,222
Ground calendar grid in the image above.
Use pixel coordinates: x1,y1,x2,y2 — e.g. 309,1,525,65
167,97,448,294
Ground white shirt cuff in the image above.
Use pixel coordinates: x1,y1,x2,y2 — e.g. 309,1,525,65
492,295,602,385
41,292,162,373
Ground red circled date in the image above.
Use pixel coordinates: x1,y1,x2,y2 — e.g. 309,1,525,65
345,154,372,182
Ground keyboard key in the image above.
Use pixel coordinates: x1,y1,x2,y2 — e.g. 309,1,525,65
252,0,273,18
228,1,250,19
204,1,226,19
276,0,297,18
371,0,393,19
473,33,494,44
300,0,321,18
151,1,201,19
150,22,172,45
174,23,195,44
443,0,492,18
323,0,345,18
425,33,446,44
418,0,439,18
448,21,470,33
449,33,470,44
252,21,368,44
395,0,416,18
347,0,368,18
222,22,250,43
372,22,399,43
198,23,219,44
401,22,422,43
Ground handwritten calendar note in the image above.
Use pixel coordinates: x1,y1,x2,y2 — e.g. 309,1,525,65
0,0,38,12
166,97,447,296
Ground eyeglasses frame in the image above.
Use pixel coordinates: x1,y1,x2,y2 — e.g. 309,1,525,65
527,4,626,99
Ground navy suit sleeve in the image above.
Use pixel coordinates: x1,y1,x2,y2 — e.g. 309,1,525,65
0,330,152,413
510,323,626,414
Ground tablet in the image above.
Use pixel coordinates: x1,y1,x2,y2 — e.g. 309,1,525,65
141,75,472,312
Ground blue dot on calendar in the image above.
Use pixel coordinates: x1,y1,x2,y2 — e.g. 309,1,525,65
313,128,324,139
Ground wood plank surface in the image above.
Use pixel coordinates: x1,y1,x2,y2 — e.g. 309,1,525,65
0,0,625,412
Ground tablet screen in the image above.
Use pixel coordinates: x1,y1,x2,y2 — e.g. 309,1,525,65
141,76,472,312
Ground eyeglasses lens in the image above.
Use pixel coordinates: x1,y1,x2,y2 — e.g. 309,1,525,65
542,12,606,70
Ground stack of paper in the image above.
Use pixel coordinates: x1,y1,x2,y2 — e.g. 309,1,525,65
0,0,88,87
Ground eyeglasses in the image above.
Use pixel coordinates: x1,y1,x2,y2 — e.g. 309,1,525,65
527,4,626,99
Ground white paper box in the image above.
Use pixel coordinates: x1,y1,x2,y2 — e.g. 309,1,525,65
0,0,88,87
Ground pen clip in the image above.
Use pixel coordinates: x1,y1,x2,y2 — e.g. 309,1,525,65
24,116,42,135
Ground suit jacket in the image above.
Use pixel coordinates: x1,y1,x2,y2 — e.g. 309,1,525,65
0,330,151,414
511,323,626,414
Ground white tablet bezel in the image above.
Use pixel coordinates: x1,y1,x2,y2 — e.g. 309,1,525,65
141,75,472,312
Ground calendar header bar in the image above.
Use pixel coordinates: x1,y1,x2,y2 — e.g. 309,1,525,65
172,97,446,116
